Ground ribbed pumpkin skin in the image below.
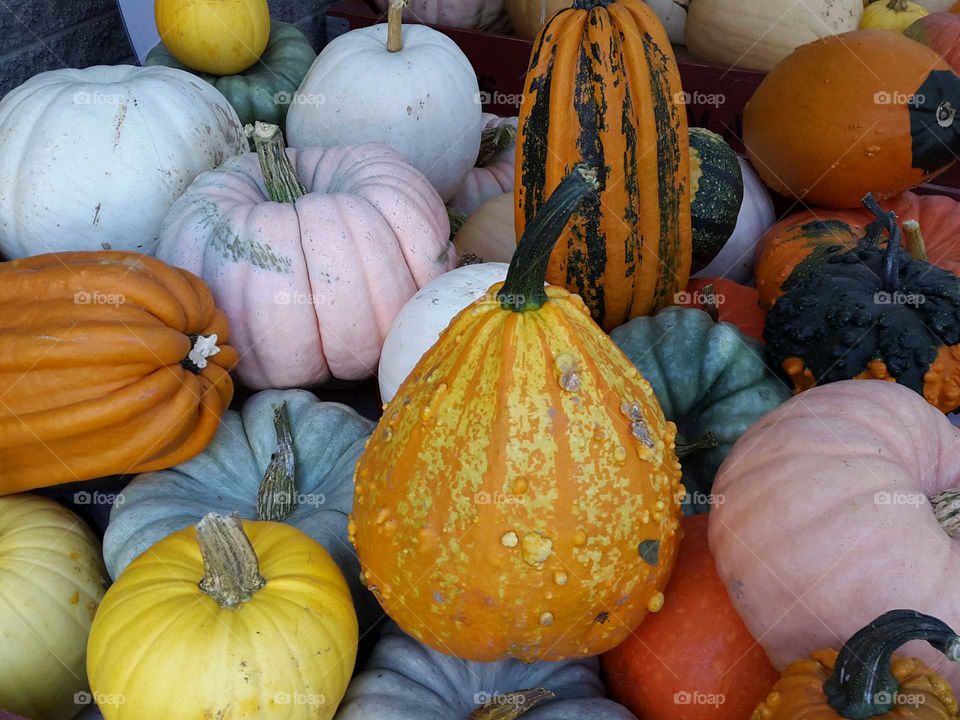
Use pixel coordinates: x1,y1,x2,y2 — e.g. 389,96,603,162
752,650,959,720
689,128,744,273
515,0,692,330
0,252,236,492
350,283,683,662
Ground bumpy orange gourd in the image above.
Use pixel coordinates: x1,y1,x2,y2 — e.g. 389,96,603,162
0,251,236,492
350,168,683,662
753,611,960,720
745,30,960,208
515,0,691,330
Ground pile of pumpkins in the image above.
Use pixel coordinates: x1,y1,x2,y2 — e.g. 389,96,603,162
5,0,960,719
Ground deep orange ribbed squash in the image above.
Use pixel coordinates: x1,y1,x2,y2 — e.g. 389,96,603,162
753,611,960,720
0,251,237,492
515,0,692,331
745,30,960,208
350,168,683,662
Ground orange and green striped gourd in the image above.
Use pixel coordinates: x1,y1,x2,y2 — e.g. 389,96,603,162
349,167,684,662
514,0,692,331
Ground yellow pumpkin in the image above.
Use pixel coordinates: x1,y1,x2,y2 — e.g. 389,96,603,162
155,0,271,75
860,0,928,30
0,495,108,720
88,513,357,720
349,167,684,663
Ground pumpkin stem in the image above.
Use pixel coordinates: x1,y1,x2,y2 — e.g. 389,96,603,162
861,193,902,293
256,402,297,522
448,207,468,241
902,220,929,262
477,123,517,168
701,282,719,322
387,0,408,52
823,610,960,719
458,253,484,267
676,431,719,458
245,122,306,203
931,489,960,537
181,333,221,374
498,165,598,313
887,0,909,11
466,688,555,719
197,512,266,609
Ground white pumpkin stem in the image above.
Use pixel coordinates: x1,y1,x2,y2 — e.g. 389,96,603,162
932,489,960,537
903,220,928,262
467,688,555,719
245,122,306,203
183,333,221,373
257,402,297,522
197,512,266,608
477,123,517,168
387,0,408,52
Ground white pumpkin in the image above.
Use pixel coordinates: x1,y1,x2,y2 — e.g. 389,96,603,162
287,18,481,201
694,156,775,283
0,65,246,258
647,0,687,43
685,0,862,71
370,0,511,31
454,192,515,264
448,114,517,216
378,262,508,402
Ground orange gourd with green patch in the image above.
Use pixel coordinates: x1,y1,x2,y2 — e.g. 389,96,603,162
514,0,692,330
350,168,684,662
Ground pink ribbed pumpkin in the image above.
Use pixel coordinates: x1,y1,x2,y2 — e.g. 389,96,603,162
448,113,518,216
709,379,960,688
157,124,453,389
371,0,510,31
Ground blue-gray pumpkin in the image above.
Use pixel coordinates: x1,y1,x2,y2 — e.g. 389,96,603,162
102,388,378,628
334,622,637,720
611,306,790,513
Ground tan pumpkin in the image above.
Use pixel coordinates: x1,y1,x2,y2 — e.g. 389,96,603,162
454,192,515,265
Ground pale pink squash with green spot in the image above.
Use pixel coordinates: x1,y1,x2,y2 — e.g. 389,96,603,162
157,124,453,389
709,379,960,687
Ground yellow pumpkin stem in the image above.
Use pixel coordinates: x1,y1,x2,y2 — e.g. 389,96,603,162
387,0,408,52
466,688,555,719
902,220,928,262
245,122,306,203
256,402,297,522
197,513,266,609
887,0,909,11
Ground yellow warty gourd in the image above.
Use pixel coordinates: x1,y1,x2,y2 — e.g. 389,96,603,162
860,0,929,31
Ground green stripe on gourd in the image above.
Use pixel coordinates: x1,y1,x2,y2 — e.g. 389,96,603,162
689,127,744,273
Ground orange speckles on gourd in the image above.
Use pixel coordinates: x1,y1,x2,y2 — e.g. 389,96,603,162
501,531,519,548
554,571,568,586
783,357,817,393
572,530,588,547
521,532,553,567
923,344,960,412
647,592,665,612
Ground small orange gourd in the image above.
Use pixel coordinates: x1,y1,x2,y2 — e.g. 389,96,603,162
350,167,684,662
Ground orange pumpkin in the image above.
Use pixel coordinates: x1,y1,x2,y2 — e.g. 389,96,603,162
745,30,960,208
515,0,691,330
677,278,765,342
603,514,780,720
753,610,960,720
755,190,960,310
0,251,236,492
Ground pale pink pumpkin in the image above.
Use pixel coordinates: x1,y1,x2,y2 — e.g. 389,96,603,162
157,124,453,389
709,379,960,688
448,114,518,216
371,0,511,31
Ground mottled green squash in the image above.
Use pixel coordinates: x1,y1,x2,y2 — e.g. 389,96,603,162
611,306,790,514
145,21,316,129
689,127,744,273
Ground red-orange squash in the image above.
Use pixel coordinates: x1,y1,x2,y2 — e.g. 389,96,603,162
515,0,691,330
754,190,960,310
677,277,765,342
603,514,780,720
906,12,960,71
745,30,960,208
0,251,236,492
